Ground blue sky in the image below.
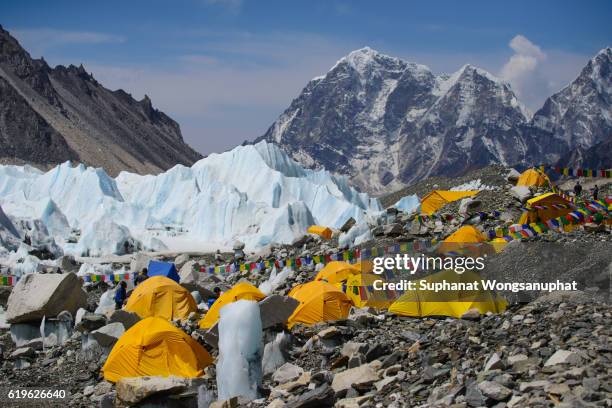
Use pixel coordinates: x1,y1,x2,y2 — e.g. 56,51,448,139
2,0,610,154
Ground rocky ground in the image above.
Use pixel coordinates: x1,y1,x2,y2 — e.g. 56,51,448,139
0,168,610,407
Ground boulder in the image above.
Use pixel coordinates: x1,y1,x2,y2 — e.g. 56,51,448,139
130,253,153,274
232,241,245,251
91,323,125,347
75,312,107,332
174,254,190,270
383,223,403,237
483,352,504,371
10,347,35,359
340,218,356,233
285,384,335,408
272,363,304,384
263,332,291,376
57,255,79,272
331,362,380,393
259,295,299,329
506,168,520,182
108,309,141,330
179,261,199,287
544,349,582,366
115,376,189,405
6,273,87,324
478,381,512,401
510,186,532,203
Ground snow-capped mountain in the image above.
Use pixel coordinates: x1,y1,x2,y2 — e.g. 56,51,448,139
259,47,611,193
530,47,612,167
0,141,380,257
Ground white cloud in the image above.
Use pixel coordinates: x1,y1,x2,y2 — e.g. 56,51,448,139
500,34,546,86
204,0,243,12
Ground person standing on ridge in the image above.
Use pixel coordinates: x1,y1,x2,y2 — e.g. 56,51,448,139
114,281,127,310
134,267,148,286
593,184,599,201
573,181,583,200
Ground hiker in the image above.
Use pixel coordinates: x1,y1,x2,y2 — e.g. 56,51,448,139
573,181,582,199
207,287,222,308
114,281,127,310
134,267,148,286
214,249,222,265
593,184,599,201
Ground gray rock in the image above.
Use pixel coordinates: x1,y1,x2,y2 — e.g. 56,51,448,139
478,381,512,401
75,312,107,332
10,347,35,359
285,384,334,408
174,254,190,270
6,272,87,323
258,295,299,329
272,363,304,384
510,186,532,203
331,362,380,393
108,309,141,330
484,353,504,371
91,322,125,347
115,375,189,405
544,349,582,366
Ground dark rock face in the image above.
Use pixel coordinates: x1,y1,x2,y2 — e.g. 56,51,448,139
0,25,202,175
259,47,611,193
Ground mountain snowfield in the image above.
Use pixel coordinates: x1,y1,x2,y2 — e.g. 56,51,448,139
0,141,381,261
259,46,612,194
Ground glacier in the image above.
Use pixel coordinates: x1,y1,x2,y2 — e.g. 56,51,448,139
0,141,381,257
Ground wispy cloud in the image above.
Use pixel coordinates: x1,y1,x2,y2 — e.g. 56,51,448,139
10,28,125,58
203,0,243,13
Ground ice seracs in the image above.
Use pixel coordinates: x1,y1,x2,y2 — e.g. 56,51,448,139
0,141,381,257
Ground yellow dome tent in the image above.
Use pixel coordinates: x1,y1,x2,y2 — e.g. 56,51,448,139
518,192,573,225
341,273,393,310
307,225,333,240
102,317,213,383
124,276,197,321
314,261,360,284
421,190,479,215
199,282,265,329
287,281,352,328
388,269,507,318
438,225,491,256
516,168,549,187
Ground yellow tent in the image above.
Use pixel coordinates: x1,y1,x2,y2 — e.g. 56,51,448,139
438,226,490,256
341,273,393,310
388,270,507,318
124,276,197,321
516,168,549,187
307,225,333,240
518,192,573,224
199,282,265,329
443,225,486,243
421,190,479,215
314,261,360,284
102,317,213,383
287,281,352,328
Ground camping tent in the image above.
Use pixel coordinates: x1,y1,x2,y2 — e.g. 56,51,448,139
341,273,394,310
147,260,180,283
199,282,265,329
420,190,479,215
518,192,573,224
102,316,213,383
516,168,549,187
124,276,197,320
307,225,333,240
388,269,507,318
287,281,352,328
314,261,360,284
438,225,490,256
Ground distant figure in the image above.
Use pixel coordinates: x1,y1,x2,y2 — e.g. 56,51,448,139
134,267,148,286
207,287,222,308
24,234,31,246
114,281,127,310
214,249,222,265
573,181,582,198
56,267,62,274
593,184,599,201
123,241,130,254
